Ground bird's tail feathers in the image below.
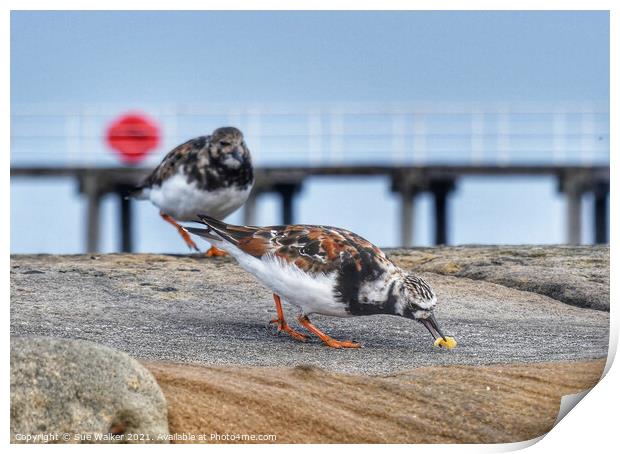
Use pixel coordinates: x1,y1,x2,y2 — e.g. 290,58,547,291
184,226,221,241
187,215,240,245
126,185,149,200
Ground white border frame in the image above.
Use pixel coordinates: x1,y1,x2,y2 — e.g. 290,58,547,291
3,3,616,452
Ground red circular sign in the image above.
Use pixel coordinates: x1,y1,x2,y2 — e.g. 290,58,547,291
106,113,160,164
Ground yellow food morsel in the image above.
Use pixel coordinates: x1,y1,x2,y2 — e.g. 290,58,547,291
434,336,457,349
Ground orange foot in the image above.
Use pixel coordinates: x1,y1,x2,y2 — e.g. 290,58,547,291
269,319,308,342
269,294,308,342
322,339,361,349
205,246,228,257
297,314,361,349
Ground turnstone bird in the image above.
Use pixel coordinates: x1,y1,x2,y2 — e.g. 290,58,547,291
131,127,254,256
186,215,455,349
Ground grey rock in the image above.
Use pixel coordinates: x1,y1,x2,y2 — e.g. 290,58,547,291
10,336,169,443
9,250,609,375
389,245,609,311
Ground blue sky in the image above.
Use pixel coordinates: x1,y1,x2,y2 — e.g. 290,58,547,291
11,11,609,104
10,11,609,253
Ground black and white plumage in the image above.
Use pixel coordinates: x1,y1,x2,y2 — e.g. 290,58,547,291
186,215,450,348
132,127,254,253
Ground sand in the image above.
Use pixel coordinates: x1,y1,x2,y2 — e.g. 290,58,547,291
144,359,605,444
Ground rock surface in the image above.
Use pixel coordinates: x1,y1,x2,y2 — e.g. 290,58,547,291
147,358,606,444
10,248,609,375
391,245,609,311
10,336,169,443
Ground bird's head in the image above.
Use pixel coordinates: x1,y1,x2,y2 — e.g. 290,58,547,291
209,126,250,169
398,273,447,342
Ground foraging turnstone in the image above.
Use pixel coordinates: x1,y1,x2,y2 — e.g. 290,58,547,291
186,215,455,349
131,127,254,256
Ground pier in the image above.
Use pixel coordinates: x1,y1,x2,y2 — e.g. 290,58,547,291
11,102,610,252
10,164,610,252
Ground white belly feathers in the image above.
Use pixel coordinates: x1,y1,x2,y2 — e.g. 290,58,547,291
217,241,349,317
149,173,251,221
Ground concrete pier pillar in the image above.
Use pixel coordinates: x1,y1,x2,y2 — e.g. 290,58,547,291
243,191,259,226
119,192,133,253
391,170,425,248
273,183,302,225
399,188,417,248
82,174,102,253
593,182,609,244
566,190,582,245
429,179,456,246
560,173,586,245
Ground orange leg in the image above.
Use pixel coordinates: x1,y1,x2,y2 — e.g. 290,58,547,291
206,246,228,257
269,294,308,342
160,212,199,252
297,314,361,349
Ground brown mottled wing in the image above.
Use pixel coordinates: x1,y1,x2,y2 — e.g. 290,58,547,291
141,136,209,188
259,225,387,274
199,216,391,275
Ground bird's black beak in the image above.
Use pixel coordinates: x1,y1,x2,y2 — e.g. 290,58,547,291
230,148,244,162
420,313,447,341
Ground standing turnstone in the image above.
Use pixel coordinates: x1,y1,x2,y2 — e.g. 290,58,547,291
186,215,456,349
131,127,254,256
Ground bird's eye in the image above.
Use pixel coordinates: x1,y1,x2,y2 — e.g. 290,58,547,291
219,141,231,147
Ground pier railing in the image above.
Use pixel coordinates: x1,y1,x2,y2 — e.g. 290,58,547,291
11,102,609,167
